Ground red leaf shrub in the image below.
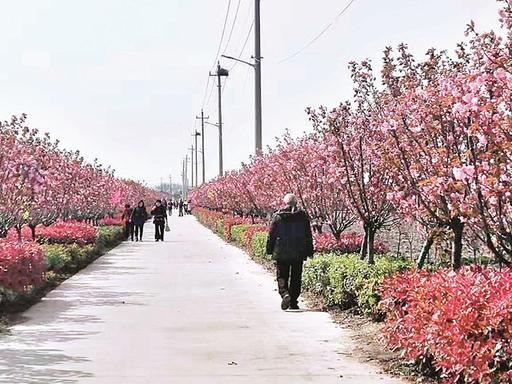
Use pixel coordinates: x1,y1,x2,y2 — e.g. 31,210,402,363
223,217,252,241
381,266,512,384
99,217,124,226
244,224,268,249
194,208,225,232
6,226,33,241
0,240,46,293
36,221,96,246
314,232,389,254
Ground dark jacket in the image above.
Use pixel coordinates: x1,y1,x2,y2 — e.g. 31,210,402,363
151,205,168,223
265,206,314,262
131,206,148,226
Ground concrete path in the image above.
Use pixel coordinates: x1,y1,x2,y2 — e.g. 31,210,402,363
0,214,404,384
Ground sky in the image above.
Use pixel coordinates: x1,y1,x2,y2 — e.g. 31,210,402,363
0,0,503,188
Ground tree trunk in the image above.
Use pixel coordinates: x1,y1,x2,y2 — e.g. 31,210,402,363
367,228,376,265
29,224,37,241
451,218,464,270
15,225,22,242
417,233,435,269
360,224,368,260
332,227,341,241
396,229,402,258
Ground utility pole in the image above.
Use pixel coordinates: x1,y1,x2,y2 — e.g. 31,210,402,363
210,62,229,177
255,0,262,153
182,158,186,200
192,131,200,187
189,145,194,188
221,0,262,155
196,109,209,184
186,155,190,198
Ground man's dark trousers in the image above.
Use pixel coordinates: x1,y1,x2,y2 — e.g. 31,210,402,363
154,222,165,241
276,260,303,306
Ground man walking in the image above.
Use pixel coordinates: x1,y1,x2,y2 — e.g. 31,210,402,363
178,199,184,217
266,194,314,310
151,200,168,242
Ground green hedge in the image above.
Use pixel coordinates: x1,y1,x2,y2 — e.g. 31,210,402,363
41,226,123,274
251,232,268,258
96,225,124,253
215,219,225,238
230,224,251,246
303,253,412,318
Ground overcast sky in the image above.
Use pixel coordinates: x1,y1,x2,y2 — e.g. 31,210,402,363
0,0,502,187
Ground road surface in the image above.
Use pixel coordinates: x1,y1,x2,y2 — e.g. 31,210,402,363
0,214,404,384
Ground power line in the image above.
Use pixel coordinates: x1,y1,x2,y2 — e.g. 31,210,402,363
279,0,357,64
210,0,232,70
204,77,217,109
222,0,243,55
201,0,233,109
230,19,255,71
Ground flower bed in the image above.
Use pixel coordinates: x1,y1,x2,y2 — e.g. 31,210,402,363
36,221,97,246
381,266,512,384
0,240,46,293
314,232,389,255
99,217,124,226
0,224,124,314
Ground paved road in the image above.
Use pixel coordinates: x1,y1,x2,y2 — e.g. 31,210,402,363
0,214,404,384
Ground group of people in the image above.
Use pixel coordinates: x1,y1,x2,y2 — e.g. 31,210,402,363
120,198,194,242
121,199,169,242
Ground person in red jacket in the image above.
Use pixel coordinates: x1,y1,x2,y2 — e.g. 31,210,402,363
121,203,134,241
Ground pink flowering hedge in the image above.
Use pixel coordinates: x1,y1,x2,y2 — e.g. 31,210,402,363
0,240,46,293
381,266,512,384
36,221,97,246
313,232,389,255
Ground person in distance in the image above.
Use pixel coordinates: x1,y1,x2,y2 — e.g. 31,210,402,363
151,199,168,242
121,203,134,241
131,200,148,242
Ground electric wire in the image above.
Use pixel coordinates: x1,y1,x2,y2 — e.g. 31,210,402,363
229,19,255,71
201,0,233,109
278,0,357,64
222,0,243,55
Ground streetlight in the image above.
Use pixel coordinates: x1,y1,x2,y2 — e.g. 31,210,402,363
209,62,229,177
